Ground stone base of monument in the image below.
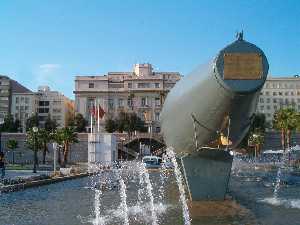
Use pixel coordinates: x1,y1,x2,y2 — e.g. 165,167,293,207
88,133,118,173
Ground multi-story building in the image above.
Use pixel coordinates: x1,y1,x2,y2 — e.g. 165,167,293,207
257,76,300,125
11,80,39,132
0,75,11,124
74,63,181,133
37,86,74,128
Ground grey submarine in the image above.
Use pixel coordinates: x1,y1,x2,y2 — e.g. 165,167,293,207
161,33,269,200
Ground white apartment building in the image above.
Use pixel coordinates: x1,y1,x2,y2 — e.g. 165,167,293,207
257,76,300,125
37,86,74,128
74,63,181,133
0,75,10,124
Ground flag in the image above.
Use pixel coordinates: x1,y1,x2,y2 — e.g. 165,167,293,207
90,104,105,119
89,105,96,117
98,105,105,119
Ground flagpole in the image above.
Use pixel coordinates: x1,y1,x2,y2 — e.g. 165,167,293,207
97,98,100,133
90,106,93,134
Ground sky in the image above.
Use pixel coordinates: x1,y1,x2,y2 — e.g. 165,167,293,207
0,0,299,99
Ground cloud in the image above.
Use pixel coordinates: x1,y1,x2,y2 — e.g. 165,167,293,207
39,64,61,73
33,63,62,87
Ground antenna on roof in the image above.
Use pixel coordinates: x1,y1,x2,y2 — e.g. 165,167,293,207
236,30,244,41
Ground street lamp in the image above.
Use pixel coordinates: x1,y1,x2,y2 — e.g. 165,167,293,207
52,142,57,173
32,126,38,173
120,137,126,161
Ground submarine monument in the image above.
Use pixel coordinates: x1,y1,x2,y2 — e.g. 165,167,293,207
161,32,269,200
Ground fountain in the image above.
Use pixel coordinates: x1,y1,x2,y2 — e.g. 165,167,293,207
139,162,159,225
166,147,191,225
118,173,129,225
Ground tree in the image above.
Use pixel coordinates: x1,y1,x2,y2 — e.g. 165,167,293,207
54,127,78,167
116,111,127,133
239,113,266,149
248,129,264,158
0,114,20,132
6,139,18,164
74,113,87,132
273,108,297,151
39,128,53,164
44,114,58,132
26,113,39,131
26,128,43,173
105,118,117,133
126,112,147,136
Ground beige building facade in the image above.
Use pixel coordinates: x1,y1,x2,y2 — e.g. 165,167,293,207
257,76,300,125
74,63,181,133
37,86,75,128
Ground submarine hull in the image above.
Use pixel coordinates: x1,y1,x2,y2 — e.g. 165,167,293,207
161,36,269,200
181,148,233,200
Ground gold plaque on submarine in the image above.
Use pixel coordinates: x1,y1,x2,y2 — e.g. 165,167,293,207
223,53,263,80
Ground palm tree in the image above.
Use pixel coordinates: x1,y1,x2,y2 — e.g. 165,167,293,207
248,129,264,158
39,128,52,164
26,127,42,173
55,127,78,167
273,108,298,151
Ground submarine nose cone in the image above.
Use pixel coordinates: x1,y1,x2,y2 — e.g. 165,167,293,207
214,34,269,93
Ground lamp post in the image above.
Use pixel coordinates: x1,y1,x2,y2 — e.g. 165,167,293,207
32,126,38,173
120,137,126,161
52,142,57,173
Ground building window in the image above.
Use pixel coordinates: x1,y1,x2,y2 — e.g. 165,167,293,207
155,112,160,121
127,98,133,107
118,99,124,107
141,97,147,106
138,83,150,88
38,108,49,113
279,92,283,96
260,106,264,110
155,83,160,88
25,106,29,110
39,101,49,106
155,98,160,106
265,92,270,96
274,105,278,110
273,92,277,96
285,92,289,96
266,105,270,110
108,99,114,110
53,108,62,113
259,98,264,103
128,83,132,88
89,83,94,88
16,97,19,103
266,98,270,103
273,98,277,103
25,97,29,104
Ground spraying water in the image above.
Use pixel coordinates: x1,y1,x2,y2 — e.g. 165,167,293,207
119,174,130,225
94,187,104,225
273,167,282,199
140,162,159,225
166,147,191,225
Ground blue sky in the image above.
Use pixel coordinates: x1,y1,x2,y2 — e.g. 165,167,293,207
0,0,299,99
